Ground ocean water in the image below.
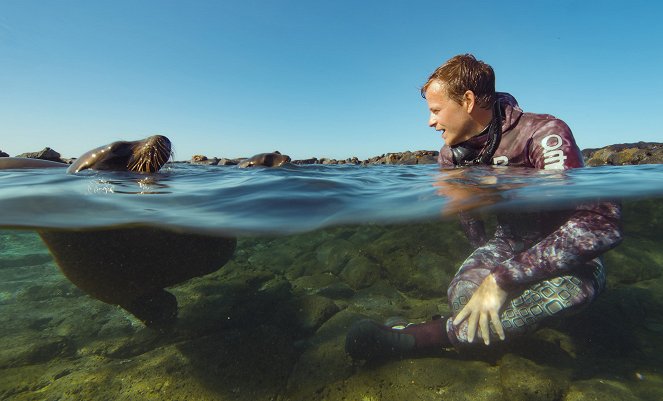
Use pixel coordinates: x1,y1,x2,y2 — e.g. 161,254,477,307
1,163,663,400
1,163,662,233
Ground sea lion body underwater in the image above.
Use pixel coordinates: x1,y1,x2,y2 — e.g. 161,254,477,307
39,227,236,328
3,135,237,327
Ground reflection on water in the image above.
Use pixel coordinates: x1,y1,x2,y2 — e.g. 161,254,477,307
1,164,663,400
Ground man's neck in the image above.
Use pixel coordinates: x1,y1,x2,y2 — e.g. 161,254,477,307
471,106,494,138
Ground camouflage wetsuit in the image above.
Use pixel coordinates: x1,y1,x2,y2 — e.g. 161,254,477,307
441,93,623,346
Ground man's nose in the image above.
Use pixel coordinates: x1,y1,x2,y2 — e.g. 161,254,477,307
428,113,436,127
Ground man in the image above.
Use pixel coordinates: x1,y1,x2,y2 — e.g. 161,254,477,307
345,54,623,359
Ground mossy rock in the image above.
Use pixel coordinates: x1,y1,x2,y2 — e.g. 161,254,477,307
499,353,568,401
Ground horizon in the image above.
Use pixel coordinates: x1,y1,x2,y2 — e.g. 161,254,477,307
4,138,659,163
2,1,662,160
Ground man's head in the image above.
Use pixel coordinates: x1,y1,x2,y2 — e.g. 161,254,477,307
422,54,496,146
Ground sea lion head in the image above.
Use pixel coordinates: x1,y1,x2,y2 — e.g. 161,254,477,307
238,151,291,168
67,135,172,174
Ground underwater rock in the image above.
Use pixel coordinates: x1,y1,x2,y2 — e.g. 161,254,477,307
0,253,53,269
315,281,355,300
603,236,663,285
499,353,568,401
1,335,75,368
291,273,341,296
0,231,53,269
324,356,502,401
314,238,356,275
248,245,298,274
15,282,81,302
290,294,340,333
284,309,359,399
348,281,411,317
364,223,471,295
257,276,293,300
409,250,455,296
340,255,381,289
563,379,640,401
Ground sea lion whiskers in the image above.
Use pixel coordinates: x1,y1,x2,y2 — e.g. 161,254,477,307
127,136,172,173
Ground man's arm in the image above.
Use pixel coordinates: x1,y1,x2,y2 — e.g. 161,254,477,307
493,119,622,289
491,201,622,291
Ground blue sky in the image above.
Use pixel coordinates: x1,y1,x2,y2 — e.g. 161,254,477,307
1,0,661,161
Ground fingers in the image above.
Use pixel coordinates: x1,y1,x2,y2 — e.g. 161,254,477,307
480,313,490,345
457,310,506,346
453,306,469,326
490,310,506,341
467,311,478,343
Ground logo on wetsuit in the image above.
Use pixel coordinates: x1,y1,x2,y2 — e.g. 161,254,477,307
541,134,567,170
492,156,509,166
489,134,567,168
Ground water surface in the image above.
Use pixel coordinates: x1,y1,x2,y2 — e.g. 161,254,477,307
1,163,663,401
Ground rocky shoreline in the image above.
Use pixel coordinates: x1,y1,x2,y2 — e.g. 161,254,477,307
3,142,663,166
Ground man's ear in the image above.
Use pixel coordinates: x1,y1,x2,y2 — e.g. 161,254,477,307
462,90,476,113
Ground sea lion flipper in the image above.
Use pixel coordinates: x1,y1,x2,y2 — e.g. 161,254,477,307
121,289,178,329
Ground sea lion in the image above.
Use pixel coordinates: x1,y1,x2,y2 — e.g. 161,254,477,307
39,227,236,327
0,135,172,172
67,134,172,173
18,134,236,328
237,151,291,168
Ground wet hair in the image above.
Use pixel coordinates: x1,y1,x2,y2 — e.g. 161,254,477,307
421,54,496,109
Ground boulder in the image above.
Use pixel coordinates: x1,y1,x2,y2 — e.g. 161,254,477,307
191,155,221,165
583,142,663,166
216,158,237,165
499,353,568,401
15,147,64,162
291,157,319,165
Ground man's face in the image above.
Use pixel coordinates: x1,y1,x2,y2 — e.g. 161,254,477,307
425,80,476,146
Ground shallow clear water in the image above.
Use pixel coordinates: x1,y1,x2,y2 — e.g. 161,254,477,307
1,163,662,234
1,163,663,400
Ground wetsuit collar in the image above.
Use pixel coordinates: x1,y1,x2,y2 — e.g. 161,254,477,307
450,101,503,166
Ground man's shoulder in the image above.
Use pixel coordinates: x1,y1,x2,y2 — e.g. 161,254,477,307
514,111,573,140
520,111,568,125
499,93,570,135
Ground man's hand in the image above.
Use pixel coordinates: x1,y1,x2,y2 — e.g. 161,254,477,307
452,273,508,345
